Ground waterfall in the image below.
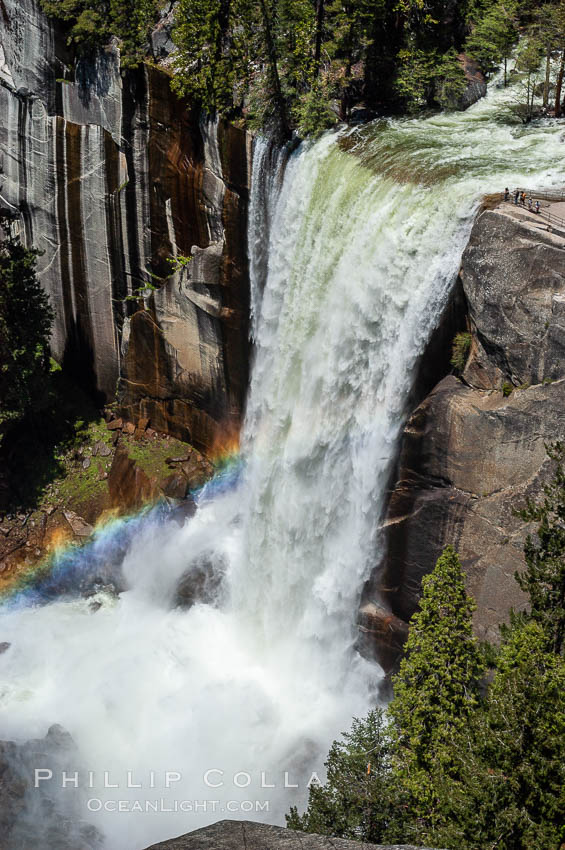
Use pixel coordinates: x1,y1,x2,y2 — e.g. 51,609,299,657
1,77,565,850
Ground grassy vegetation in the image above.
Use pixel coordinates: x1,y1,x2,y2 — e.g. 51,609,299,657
44,418,114,515
450,331,472,375
127,436,192,481
502,381,514,397
2,362,102,512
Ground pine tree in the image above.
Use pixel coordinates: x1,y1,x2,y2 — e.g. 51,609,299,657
434,622,565,850
109,0,157,69
286,709,395,843
516,441,565,655
388,545,485,837
0,219,54,440
465,0,518,82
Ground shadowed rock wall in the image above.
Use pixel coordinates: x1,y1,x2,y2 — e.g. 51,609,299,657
0,0,251,452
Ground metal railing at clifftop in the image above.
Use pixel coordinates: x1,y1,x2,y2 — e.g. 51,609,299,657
501,189,565,233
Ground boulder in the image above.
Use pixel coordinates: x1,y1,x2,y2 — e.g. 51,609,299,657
62,510,94,539
107,444,159,512
462,207,565,388
141,820,439,850
174,551,227,608
0,725,103,850
455,54,487,110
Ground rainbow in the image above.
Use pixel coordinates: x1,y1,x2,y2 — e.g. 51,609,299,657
0,444,245,610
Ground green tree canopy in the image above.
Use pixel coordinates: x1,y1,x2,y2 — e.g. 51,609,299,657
515,441,565,655
286,709,394,842
431,621,565,850
0,219,54,440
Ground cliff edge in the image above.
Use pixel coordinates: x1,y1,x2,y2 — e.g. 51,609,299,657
364,199,565,663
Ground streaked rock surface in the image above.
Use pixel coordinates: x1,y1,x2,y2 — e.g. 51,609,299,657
0,0,251,451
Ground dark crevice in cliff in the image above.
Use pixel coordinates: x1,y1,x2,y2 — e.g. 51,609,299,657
408,275,469,412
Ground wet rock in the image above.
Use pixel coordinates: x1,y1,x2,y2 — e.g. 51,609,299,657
168,498,197,526
455,54,487,110
107,444,159,512
1,0,255,437
162,472,189,500
358,602,409,675
62,511,94,539
175,552,227,609
141,820,439,850
0,725,103,850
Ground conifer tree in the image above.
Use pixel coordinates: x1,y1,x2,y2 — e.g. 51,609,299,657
516,441,565,655
388,545,484,836
286,709,394,843
433,622,565,850
0,219,54,440
465,0,519,83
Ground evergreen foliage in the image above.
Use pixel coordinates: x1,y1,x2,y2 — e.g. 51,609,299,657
0,219,54,440
465,0,519,80
288,510,565,849
286,709,394,842
516,441,565,655
433,621,565,850
38,0,565,132
39,0,158,66
388,546,485,839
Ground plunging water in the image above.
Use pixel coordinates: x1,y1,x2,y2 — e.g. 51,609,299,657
1,76,564,850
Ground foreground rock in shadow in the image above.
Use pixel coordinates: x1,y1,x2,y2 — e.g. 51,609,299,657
0,725,102,850
365,200,565,668
142,820,439,850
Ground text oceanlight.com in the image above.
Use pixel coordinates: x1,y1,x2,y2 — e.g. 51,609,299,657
86,799,271,814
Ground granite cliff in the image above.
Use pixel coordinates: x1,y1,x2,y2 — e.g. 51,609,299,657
0,0,251,453
363,200,565,666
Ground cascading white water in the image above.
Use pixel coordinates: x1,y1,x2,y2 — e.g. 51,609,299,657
1,75,565,850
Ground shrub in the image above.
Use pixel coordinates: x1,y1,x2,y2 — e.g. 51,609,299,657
450,331,472,374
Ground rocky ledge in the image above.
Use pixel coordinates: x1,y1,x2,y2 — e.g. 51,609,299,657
142,820,439,850
0,412,212,583
363,198,565,667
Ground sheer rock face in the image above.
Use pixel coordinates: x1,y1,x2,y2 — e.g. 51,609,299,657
456,54,487,110
142,820,438,850
369,205,565,662
461,208,565,389
0,0,251,452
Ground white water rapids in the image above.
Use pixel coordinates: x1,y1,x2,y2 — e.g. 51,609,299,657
1,76,565,850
